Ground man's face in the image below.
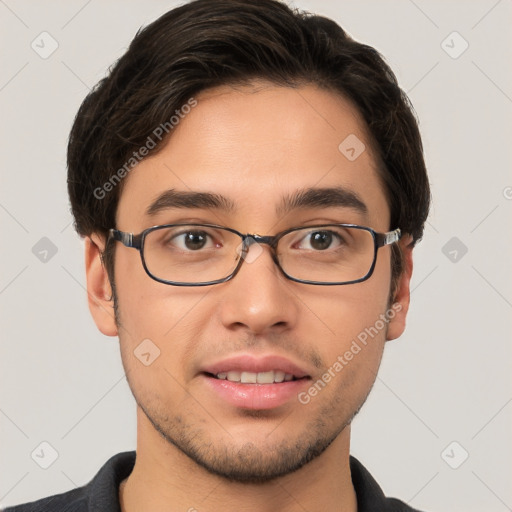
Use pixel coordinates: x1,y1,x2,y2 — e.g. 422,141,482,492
89,83,409,482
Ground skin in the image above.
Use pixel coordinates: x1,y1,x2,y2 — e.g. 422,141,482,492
85,82,413,512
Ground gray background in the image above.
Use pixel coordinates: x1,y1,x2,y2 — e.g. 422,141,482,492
1,1,511,510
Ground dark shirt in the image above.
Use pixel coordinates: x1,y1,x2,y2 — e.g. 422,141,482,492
3,451,424,511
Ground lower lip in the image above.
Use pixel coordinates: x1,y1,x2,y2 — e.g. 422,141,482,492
202,374,310,410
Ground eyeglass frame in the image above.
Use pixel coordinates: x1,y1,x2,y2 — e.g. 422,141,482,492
108,223,402,287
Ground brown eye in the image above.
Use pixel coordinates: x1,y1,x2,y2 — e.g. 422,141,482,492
295,230,343,251
177,230,209,251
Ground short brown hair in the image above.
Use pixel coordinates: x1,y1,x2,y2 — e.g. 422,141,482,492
67,0,430,297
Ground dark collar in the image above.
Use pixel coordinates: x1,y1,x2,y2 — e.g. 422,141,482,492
349,455,421,511
88,451,420,512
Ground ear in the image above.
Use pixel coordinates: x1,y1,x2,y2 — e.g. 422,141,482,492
386,236,414,341
84,234,118,337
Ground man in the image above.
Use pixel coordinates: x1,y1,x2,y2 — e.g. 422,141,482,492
5,0,430,510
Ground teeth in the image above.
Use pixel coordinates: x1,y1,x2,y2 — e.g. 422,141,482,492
274,370,285,383
256,371,274,384
215,370,295,384
241,371,257,383
226,371,241,382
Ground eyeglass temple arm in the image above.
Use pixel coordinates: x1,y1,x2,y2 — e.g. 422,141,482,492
375,228,401,248
108,229,142,250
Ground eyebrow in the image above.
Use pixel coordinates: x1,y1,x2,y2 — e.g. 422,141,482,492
146,186,367,217
146,189,236,216
276,186,367,217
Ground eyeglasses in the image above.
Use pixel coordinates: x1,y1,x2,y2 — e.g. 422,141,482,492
108,223,401,286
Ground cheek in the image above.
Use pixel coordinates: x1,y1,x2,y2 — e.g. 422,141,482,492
114,246,200,330
310,257,392,379
319,255,391,338
117,282,210,348
320,292,388,370
298,288,389,416
114,256,213,386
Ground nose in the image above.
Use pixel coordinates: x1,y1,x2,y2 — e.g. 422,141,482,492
217,240,300,335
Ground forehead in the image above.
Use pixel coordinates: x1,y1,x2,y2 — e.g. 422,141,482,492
116,82,390,231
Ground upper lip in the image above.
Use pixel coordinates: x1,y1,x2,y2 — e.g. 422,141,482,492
201,354,311,379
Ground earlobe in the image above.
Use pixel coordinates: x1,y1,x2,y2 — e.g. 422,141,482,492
85,235,118,337
386,237,414,341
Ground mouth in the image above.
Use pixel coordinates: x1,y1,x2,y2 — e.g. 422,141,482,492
199,355,312,410
203,370,306,384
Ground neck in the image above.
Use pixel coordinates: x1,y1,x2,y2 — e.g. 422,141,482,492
119,410,357,512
